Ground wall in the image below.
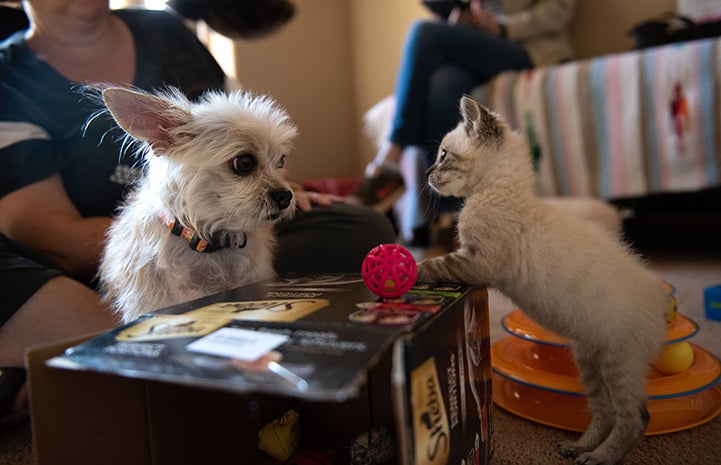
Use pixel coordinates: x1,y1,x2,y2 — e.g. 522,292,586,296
570,0,676,59
225,0,356,181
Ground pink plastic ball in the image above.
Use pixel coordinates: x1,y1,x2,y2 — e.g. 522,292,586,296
362,244,418,298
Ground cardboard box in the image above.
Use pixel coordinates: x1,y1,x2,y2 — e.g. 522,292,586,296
28,274,492,465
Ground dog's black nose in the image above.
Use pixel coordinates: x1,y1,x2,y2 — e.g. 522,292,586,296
269,188,293,210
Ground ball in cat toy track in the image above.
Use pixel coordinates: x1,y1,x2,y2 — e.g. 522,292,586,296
361,244,418,298
653,341,694,375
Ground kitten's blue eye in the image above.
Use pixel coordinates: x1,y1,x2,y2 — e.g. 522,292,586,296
231,153,256,175
276,154,286,169
439,149,447,162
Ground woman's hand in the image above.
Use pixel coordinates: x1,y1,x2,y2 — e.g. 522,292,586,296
291,186,344,212
448,0,502,36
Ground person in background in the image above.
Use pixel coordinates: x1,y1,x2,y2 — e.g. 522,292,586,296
348,0,577,233
0,0,394,423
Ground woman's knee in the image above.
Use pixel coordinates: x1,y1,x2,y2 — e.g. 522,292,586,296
406,19,446,51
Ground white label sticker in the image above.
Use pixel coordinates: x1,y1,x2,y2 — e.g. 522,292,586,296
186,327,288,361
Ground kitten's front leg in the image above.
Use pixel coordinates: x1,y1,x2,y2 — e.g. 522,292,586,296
417,251,477,284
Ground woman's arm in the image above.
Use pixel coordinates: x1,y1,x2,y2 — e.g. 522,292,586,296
0,174,111,277
450,0,575,40
449,0,502,35
501,0,576,41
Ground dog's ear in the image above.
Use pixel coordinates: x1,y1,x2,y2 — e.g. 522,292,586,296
102,88,190,152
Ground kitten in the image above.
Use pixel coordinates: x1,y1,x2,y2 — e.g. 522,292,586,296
417,96,669,465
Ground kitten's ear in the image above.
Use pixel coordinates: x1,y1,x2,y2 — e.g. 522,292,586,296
102,87,191,152
460,95,481,131
460,95,501,141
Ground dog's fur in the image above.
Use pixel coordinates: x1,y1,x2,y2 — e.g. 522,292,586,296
99,87,297,323
417,96,669,465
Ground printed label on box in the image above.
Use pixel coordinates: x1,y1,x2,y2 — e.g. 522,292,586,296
411,357,451,465
186,327,289,361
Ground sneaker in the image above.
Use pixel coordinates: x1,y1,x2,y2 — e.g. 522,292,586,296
347,163,405,212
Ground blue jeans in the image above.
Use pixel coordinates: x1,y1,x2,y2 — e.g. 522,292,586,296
390,20,533,163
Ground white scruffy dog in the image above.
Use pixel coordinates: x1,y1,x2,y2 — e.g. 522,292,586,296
99,87,297,323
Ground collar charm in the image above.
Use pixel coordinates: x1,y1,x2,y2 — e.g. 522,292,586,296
160,213,247,253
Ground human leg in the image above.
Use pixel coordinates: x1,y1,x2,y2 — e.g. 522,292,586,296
0,235,118,421
354,65,474,217
389,20,531,149
0,275,118,368
422,64,477,220
384,64,477,244
355,20,532,210
273,203,395,273
425,64,478,147
0,273,117,423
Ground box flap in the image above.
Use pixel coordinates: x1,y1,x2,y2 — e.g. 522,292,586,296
48,276,469,402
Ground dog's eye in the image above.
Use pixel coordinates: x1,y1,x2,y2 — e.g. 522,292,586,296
439,149,447,162
231,154,256,175
276,155,286,169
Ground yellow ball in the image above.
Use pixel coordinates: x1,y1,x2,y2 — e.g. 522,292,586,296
653,341,694,375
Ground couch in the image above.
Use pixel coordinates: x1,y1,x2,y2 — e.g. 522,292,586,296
472,36,721,201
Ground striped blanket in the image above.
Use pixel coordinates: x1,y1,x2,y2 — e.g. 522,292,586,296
473,36,721,199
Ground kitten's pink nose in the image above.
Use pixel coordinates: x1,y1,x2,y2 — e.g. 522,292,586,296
270,188,293,210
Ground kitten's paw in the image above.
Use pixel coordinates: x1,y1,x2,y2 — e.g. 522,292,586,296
557,440,584,459
573,451,620,465
415,262,432,283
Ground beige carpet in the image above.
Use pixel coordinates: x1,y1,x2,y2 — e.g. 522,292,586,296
1,251,719,465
